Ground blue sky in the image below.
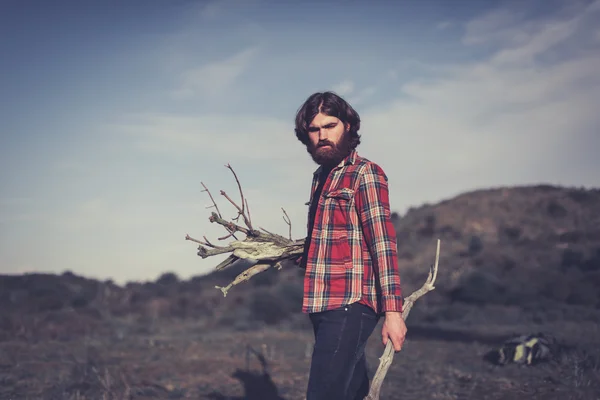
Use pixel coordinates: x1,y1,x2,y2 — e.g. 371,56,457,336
1,0,599,284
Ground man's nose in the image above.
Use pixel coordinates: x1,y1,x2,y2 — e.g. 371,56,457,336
318,128,328,140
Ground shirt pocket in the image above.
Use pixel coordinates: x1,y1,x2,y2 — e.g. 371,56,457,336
325,187,355,201
329,231,353,271
324,187,355,228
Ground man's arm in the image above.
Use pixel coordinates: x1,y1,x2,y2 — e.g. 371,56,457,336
355,162,403,313
355,162,407,351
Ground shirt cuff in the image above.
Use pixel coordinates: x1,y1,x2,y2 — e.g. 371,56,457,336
381,295,403,313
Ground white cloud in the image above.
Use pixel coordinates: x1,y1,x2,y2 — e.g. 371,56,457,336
199,0,223,20
436,21,455,31
490,15,578,67
111,110,317,234
114,112,304,162
348,85,377,106
171,47,259,99
360,1,600,213
332,80,355,96
463,8,527,46
198,0,259,21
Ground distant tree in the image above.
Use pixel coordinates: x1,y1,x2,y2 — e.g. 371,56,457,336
156,272,179,285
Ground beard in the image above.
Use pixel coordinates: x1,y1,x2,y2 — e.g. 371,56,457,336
307,131,354,167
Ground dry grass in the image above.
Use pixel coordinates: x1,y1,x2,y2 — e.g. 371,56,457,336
1,307,599,400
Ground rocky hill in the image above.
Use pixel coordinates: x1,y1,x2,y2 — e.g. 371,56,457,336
2,184,600,400
395,184,600,307
1,184,599,334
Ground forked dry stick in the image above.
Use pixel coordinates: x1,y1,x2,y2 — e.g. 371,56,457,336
201,181,238,241
365,239,441,400
282,208,292,240
223,163,253,230
186,164,304,287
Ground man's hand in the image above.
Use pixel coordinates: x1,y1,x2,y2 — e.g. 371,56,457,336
381,311,407,352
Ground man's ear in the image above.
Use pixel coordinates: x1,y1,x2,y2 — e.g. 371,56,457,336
345,123,351,133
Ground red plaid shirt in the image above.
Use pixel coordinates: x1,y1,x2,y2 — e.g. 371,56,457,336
302,150,403,314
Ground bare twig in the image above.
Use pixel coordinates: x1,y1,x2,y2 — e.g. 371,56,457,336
218,231,237,241
203,235,220,248
184,233,224,249
245,198,252,228
224,163,254,230
202,181,238,240
201,182,222,217
282,208,292,240
210,213,254,236
365,239,441,400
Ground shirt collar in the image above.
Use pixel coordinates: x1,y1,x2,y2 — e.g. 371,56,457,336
313,149,358,176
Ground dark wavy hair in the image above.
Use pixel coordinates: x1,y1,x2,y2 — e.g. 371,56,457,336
294,91,361,148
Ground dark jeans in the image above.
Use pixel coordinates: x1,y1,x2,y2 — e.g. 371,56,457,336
306,302,380,400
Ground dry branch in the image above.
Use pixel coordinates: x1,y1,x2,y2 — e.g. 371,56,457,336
223,163,253,230
365,239,441,400
186,164,304,293
282,208,292,240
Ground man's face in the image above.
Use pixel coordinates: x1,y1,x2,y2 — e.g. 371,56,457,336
307,112,350,166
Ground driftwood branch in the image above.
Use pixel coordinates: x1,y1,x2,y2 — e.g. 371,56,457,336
215,263,273,297
186,164,304,294
365,239,441,400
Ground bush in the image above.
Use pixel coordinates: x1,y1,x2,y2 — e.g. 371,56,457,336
250,290,290,325
568,190,595,204
566,281,599,306
217,307,257,331
156,272,179,285
251,269,278,287
468,235,483,255
450,270,507,305
561,249,584,270
581,248,600,272
502,226,522,241
276,282,304,312
547,200,568,218
418,214,436,237
540,277,571,303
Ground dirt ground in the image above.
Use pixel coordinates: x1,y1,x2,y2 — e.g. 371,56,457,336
1,308,599,400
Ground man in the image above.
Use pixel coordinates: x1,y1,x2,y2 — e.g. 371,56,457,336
294,91,407,400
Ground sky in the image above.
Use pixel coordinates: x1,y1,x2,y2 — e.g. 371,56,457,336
1,0,599,284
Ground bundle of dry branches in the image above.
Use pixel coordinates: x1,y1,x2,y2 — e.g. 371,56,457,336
185,164,305,296
185,164,441,400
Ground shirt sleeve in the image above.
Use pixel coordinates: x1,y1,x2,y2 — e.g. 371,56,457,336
355,162,403,313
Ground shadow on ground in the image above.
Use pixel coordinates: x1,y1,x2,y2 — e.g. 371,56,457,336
207,345,286,400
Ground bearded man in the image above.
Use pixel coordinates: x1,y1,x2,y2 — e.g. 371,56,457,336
294,91,407,400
